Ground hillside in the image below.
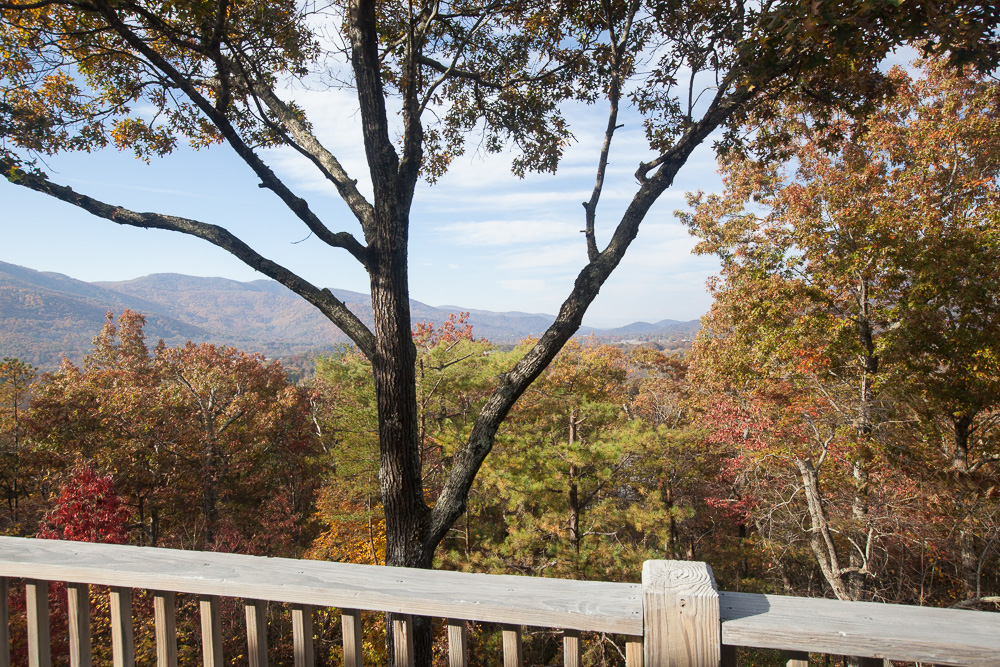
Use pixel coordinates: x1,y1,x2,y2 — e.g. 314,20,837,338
0,261,700,369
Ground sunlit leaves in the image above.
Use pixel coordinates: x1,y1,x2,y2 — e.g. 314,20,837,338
27,310,322,554
0,0,315,166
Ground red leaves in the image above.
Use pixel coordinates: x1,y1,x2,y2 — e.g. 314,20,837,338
412,312,476,348
38,463,130,544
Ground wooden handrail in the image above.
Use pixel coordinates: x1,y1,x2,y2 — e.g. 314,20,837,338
1,536,999,667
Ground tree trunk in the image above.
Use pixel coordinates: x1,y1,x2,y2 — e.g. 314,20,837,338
796,458,851,601
568,410,581,556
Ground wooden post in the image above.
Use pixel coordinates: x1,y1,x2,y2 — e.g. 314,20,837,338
67,582,92,667
1,578,11,667
502,624,523,667
110,586,135,667
154,591,178,667
642,561,721,667
393,614,415,667
447,619,468,667
200,594,223,667
25,579,51,667
291,604,314,667
625,635,643,667
563,629,581,667
245,599,268,667
341,609,363,667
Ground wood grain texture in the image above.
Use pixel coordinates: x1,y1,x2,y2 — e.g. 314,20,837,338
200,595,223,667
3,539,1000,667
642,561,720,667
342,609,363,667
1,578,11,667
292,604,314,667
245,599,268,667
563,629,581,667
0,537,639,633
109,587,135,667
718,591,1000,666
154,591,178,667
625,636,643,667
447,619,467,667
25,579,51,667
502,624,523,667
393,614,414,667
67,582,92,667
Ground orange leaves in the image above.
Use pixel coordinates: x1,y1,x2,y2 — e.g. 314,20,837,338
27,310,322,554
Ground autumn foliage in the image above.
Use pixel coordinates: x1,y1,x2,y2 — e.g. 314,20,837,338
38,464,130,544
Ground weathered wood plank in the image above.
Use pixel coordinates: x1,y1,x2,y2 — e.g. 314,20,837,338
1,577,11,667
642,561,720,667
502,624,523,667
25,579,51,667
67,582,92,667
291,604,314,667
154,591,178,667
625,636,642,667
393,614,414,667
562,629,581,667
200,594,223,667
718,591,1000,666
3,538,1000,667
0,537,639,634
342,608,363,667
110,586,135,667
447,619,467,667
245,599,268,667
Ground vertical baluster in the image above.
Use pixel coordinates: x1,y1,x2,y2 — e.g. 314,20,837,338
67,582,92,667
721,644,737,667
562,629,581,667
200,594,223,667
447,619,467,667
1,577,10,667
786,650,808,667
154,591,178,667
392,614,414,667
25,579,51,667
501,624,522,667
392,614,413,667
291,604,314,667
245,599,269,667
109,587,135,667
625,635,643,667
341,609,363,667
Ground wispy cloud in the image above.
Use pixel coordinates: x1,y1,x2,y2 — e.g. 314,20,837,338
64,178,218,200
435,219,581,246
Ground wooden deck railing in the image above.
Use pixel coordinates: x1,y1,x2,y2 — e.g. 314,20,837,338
1,536,998,667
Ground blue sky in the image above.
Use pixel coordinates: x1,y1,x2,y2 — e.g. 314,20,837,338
2,85,723,328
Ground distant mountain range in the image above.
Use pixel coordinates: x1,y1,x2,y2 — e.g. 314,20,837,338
0,261,700,370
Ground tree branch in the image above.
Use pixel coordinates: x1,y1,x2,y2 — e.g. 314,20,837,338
249,80,377,239
88,0,370,264
2,162,377,358
425,80,757,551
